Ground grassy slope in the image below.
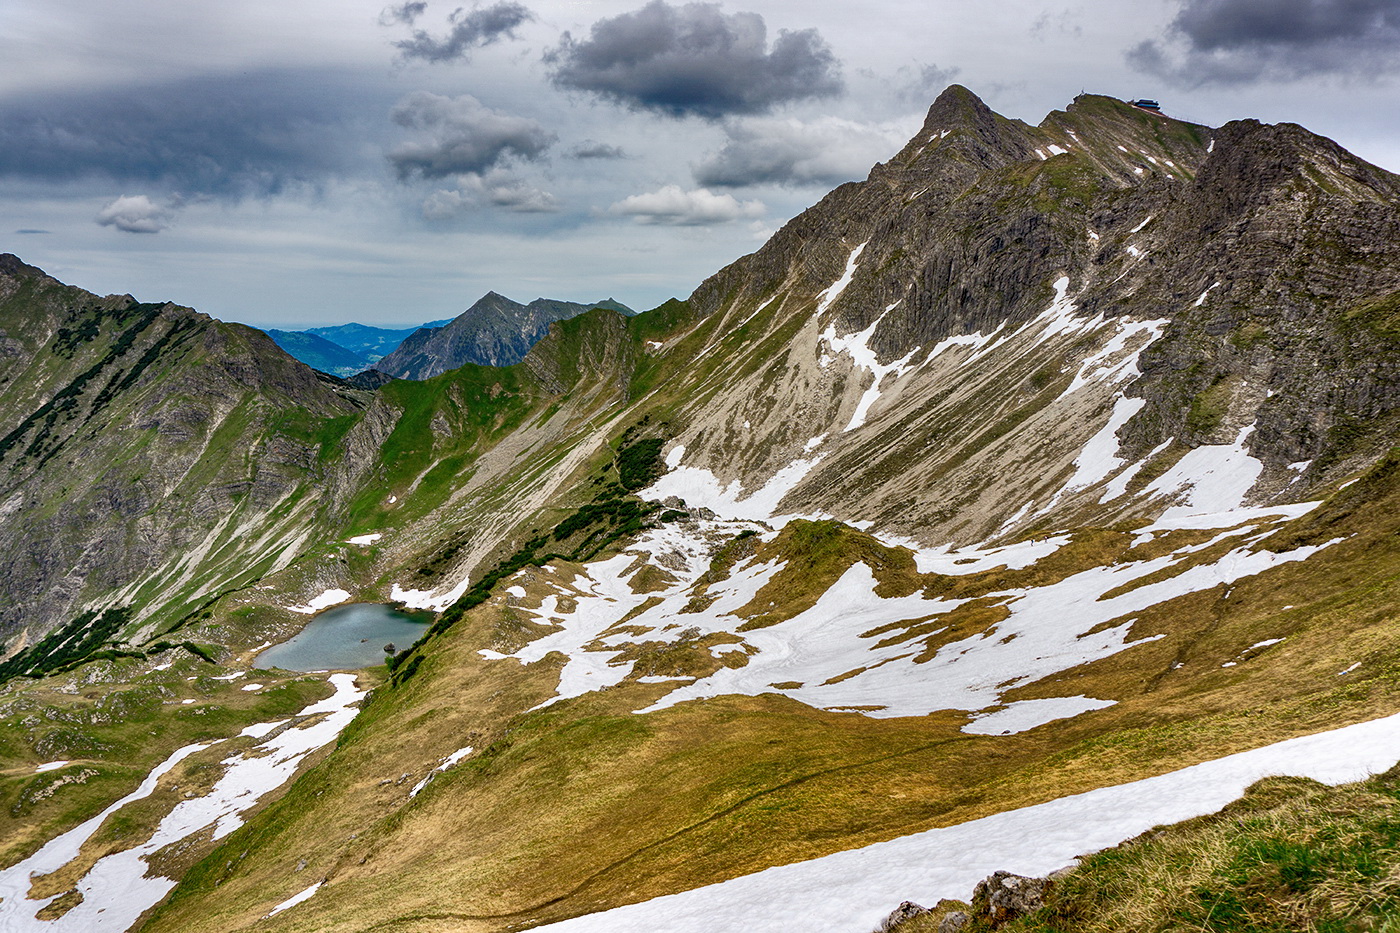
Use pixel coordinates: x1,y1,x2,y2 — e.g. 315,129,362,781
138,447,1400,932
0,656,336,870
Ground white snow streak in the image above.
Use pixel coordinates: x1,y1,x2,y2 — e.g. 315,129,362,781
531,712,1400,933
0,675,364,932
1146,424,1263,519
820,315,919,431
962,696,1116,735
815,242,867,316
644,446,824,526
266,881,323,917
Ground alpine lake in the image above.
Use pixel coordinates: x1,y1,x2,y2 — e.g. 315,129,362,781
255,603,433,671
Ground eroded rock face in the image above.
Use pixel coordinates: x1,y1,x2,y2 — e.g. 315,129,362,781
971,871,1054,928
876,900,930,931
0,258,367,647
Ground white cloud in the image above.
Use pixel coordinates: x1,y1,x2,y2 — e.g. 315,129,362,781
94,194,170,234
609,185,765,225
422,174,560,218
694,115,917,188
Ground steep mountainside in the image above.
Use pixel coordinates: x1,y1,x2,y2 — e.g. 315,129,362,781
1,88,1398,933
373,292,633,380
0,255,369,663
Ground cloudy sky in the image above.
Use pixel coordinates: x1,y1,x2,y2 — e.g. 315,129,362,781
3,0,1398,328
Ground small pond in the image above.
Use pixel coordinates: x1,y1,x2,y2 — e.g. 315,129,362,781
255,603,432,672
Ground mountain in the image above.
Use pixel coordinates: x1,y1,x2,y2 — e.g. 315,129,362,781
264,328,372,377
1,88,1399,933
304,320,453,360
0,254,369,657
373,292,635,380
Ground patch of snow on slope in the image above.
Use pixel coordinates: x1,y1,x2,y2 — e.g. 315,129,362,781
1046,144,1068,156
392,574,472,612
1028,276,1095,345
1129,214,1154,233
820,315,920,431
636,531,1329,719
1145,424,1263,519
530,711,1400,933
1100,439,1173,503
1060,397,1145,492
345,533,382,546
923,327,1002,365
1059,318,1168,398
962,696,1115,735
815,241,867,315
911,538,1068,575
266,882,323,918
0,675,365,932
644,445,824,525
487,521,782,710
410,745,475,797
1194,282,1220,306
287,588,351,614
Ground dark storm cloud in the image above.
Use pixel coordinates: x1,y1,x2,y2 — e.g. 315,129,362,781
380,1,428,26
0,70,388,197
388,92,555,179
392,2,533,63
544,1,843,119
1129,0,1400,84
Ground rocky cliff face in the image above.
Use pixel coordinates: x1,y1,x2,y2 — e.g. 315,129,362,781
0,257,367,652
373,292,616,380
638,86,1400,543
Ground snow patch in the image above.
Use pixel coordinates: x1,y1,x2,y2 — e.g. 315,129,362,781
1145,424,1263,519
963,696,1116,735
531,712,1400,933
392,575,471,612
35,761,70,773
820,314,920,431
409,745,475,798
267,881,323,918
643,450,823,525
345,533,382,546
287,588,351,615
815,242,867,316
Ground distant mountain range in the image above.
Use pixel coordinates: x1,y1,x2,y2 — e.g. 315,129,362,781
373,294,635,380
264,296,632,379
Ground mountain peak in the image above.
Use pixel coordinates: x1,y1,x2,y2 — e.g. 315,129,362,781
918,84,997,135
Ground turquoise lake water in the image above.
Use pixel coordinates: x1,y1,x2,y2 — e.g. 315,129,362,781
255,603,430,671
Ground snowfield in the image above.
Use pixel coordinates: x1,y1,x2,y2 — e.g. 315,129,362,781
533,711,1400,933
480,512,1335,723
